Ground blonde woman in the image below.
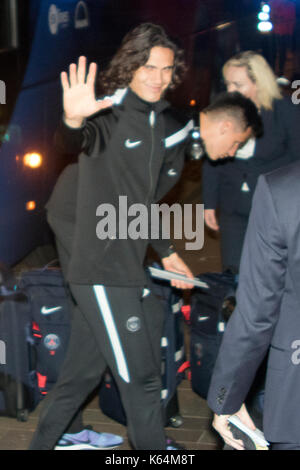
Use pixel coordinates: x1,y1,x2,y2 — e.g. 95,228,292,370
203,51,300,273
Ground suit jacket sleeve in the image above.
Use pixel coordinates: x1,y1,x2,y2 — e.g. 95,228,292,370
207,174,288,415
280,97,300,162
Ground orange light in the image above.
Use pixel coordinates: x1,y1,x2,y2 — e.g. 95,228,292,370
23,152,42,168
190,99,196,107
26,201,36,211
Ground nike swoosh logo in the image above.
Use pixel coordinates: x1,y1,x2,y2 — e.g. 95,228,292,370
167,168,177,176
125,139,142,148
198,316,209,321
41,306,63,315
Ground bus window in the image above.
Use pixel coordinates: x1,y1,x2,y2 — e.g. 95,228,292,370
0,0,31,148
0,0,18,50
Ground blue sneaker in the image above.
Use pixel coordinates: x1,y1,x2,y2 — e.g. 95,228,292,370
54,429,124,450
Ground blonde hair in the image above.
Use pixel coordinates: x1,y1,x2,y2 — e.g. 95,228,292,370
223,51,282,110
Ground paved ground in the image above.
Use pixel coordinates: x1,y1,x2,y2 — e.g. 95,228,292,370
0,380,223,451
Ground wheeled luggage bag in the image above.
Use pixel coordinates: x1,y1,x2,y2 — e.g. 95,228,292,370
189,271,237,399
19,266,72,403
154,276,185,426
0,264,35,421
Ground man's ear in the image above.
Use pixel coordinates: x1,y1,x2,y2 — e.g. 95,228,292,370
220,119,233,135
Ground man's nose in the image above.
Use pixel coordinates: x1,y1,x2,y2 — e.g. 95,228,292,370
153,70,163,84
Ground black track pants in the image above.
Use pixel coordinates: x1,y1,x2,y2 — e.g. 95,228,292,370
29,283,166,450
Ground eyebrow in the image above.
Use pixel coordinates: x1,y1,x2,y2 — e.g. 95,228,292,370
144,64,174,70
226,80,243,87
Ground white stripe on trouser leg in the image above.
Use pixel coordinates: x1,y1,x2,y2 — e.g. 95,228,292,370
93,285,130,383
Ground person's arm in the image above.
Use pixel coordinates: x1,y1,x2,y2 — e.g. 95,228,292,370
207,174,288,444
150,236,194,290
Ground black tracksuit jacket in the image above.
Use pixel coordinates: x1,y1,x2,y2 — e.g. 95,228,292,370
47,87,193,286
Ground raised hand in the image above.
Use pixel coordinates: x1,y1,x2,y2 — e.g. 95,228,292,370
61,56,113,128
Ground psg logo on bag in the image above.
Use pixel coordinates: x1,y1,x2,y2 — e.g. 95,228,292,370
44,334,61,354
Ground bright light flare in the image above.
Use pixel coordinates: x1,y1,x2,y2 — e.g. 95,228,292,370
258,12,270,21
26,201,36,211
262,4,271,14
258,21,273,32
23,152,42,168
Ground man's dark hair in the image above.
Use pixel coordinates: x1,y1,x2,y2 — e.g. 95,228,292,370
100,23,186,95
204,92,263,138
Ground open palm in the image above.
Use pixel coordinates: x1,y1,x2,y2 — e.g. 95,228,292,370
61,56,112,127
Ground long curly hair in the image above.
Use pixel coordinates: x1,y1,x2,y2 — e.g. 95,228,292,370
99,23,187,95
223,51,282,110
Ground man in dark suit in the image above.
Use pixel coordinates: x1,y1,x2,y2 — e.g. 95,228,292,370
207,160,300,450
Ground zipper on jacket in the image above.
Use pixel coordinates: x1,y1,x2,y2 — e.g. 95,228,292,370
149,110,156,127
147,110,156,205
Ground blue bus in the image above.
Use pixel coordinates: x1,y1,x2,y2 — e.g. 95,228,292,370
0,0,254,267
0,0,139,266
